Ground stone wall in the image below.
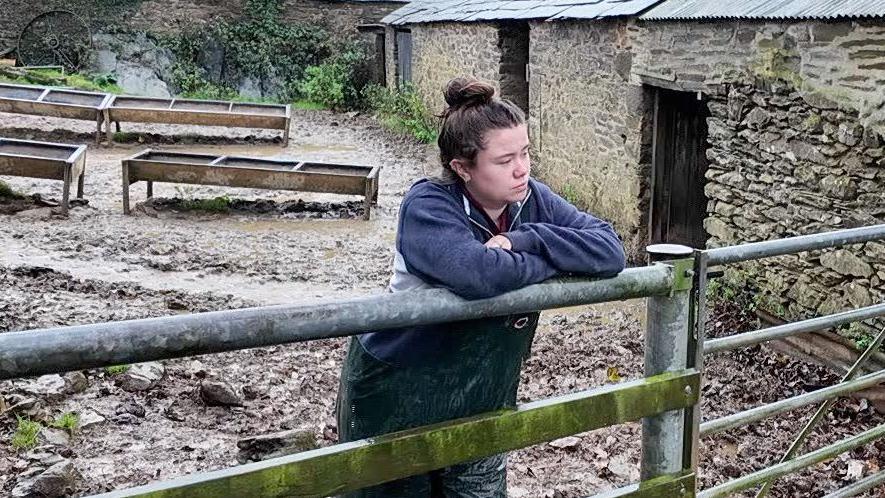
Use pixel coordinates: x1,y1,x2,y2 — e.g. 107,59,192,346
703,84,884,325
1,0,400,52
410,22,502,114
631,19,885,328
631,20,885,137
528,20,652,260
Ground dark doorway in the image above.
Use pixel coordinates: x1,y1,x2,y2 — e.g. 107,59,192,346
395,29,412,87
356,24,386,86
497,22,529,113
649,87,710,249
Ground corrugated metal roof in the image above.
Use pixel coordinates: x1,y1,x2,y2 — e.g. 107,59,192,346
641,0,885,20
382,0,664,24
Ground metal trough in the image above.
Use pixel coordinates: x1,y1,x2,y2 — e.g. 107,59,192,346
0,83,292,146
0,83,109,143
0,137,87,214
106,96,291,145
121,149,380,219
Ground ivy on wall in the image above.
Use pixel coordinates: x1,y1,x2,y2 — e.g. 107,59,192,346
162,0,340,101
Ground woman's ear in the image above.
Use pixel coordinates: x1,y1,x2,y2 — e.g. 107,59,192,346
450,159,471,183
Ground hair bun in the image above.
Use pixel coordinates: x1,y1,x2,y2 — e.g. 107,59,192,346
444,76,495,110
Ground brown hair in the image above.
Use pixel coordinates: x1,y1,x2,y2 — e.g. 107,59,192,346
435,76,525,183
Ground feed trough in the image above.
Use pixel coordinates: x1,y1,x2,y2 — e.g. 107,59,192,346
106,96,291,145
0,83,109,142
0,137,87,214
121,150,379,219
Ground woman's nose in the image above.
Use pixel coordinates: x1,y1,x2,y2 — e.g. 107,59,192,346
514,158,529,178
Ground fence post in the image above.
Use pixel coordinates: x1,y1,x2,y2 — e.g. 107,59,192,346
641,244,695,480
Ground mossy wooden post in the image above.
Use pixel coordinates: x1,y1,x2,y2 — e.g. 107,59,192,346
642,244,694,481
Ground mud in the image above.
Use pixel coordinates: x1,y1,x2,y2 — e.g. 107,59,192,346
1,110,882,497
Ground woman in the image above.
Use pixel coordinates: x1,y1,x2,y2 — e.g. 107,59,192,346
337,76,626,497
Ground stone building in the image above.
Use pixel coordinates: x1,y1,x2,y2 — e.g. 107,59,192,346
382,0,885,331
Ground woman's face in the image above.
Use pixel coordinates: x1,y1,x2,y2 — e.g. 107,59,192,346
457,124,531,209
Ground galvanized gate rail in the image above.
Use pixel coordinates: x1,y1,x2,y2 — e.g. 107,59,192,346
1,263,699,497
690,224,885,498
1,224,884,496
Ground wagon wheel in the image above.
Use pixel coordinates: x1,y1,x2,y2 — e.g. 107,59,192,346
17,10,92,72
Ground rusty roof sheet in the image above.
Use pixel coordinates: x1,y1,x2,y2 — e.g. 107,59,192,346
382,0,664,24
640,0,885,20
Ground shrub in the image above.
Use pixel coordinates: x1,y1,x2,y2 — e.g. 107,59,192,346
362,83,438,143
299,49,368,110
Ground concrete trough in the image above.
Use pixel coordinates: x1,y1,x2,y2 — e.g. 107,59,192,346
0,137,87,214
122,149,380,219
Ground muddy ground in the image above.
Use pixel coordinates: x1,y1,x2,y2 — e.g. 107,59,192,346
1,111,882,497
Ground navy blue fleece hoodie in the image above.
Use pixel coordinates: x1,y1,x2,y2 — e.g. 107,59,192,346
358,177,626,364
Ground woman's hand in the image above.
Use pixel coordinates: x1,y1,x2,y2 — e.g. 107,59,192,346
484,235,512,250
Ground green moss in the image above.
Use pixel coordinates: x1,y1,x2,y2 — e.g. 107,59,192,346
11,416,41,451
0,69,123,93
105,364,130,375
112,131,141,143
559,183,579,205
0,180,23,199
50,412,79,434
181,195,232,213
292,100,326,110
750,46,803,89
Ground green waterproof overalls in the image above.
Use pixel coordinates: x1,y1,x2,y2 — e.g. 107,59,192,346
336,311,539,497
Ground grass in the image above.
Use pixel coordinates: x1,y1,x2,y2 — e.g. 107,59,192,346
379,115,438,144
292,99,326,110
11,416,41,451
105,364,130,375
0,180,23,199
50,412,79,434
112,131,142,143
181,195,232,213
559,183,579,205
0,68,123,94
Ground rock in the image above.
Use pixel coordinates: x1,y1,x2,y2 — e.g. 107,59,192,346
91,49,118,74
199,379,243,406
116,62,171,98
548,436,581,449
111,413,142,425
5,395,40,415
237,77,263,99
820,175,857,200
743,107,770,129
164,401,186,422
78,410,106,430
18,375,66,397
820,250,874,278
62,372,88,394
40,428,70,447
119,362,165,392
237,429,317,463
704,217,733,242
115,400,146,418
11,459,80,498
863,127,882,148
787,281,824,309
13,207,56,220
23,450,64,467
844,283,872,308
837,123,863,146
